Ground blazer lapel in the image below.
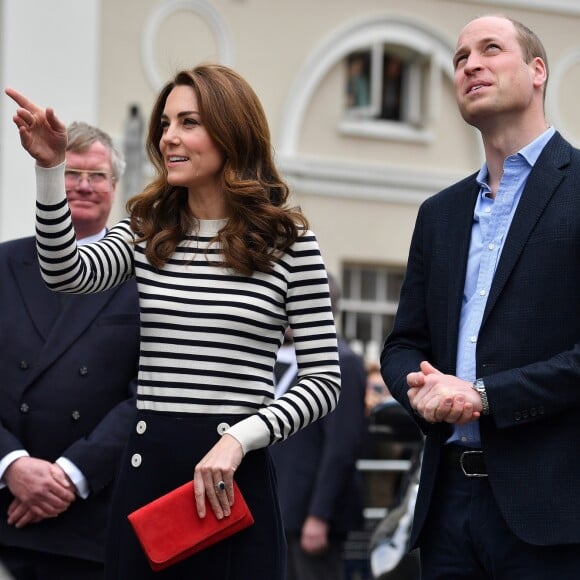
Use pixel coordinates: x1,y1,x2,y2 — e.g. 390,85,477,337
10,243,60,340
26,288,120,386
482,134,569,326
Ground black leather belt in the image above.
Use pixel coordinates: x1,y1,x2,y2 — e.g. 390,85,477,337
443,445,487,478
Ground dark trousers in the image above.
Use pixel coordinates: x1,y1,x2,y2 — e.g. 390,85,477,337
286,533,344,580
419,461,580,579
0,546,103,580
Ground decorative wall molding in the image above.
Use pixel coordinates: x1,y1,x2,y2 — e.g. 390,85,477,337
452,0,580,17
547,48,580,147
278,155,466,206
141,0,234,91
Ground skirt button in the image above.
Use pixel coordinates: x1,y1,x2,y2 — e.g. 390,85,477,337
217,422,230,435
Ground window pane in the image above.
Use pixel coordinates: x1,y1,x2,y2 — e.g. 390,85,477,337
343,310,358,342
382,314,396,339
356,312,372,344
342,269,352,299
361,268,378,301
386,271,405,301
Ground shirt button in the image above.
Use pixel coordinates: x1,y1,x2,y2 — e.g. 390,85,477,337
79,366,89,376
484,207,491,213
71,410,81,422
19,403,30,414
470,335,477,343
136,420,147,435
131,453,142,468
488,243,495,250
217,422,230,435
19,360,30,370
479,289,486,296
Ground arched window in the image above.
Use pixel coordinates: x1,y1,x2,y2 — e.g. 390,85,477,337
278,16,455,153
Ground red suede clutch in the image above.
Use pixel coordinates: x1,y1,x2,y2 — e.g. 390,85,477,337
128,480,254,571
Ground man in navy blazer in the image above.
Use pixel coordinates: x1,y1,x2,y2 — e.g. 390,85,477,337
0,122,140,579
381,15,580,578
271,273,367,580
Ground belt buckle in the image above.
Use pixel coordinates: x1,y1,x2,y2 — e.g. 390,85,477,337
459,450,487,478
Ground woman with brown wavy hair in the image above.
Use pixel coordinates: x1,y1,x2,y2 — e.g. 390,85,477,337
130,65,307,275
7,64,340,579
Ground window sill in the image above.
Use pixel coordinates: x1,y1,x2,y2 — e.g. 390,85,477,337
338,118,433,144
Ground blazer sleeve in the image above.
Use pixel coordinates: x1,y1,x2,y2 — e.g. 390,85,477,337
307,342,366,522
381,202,433,429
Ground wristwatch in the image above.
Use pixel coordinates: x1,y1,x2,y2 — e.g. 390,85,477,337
472,378,490,415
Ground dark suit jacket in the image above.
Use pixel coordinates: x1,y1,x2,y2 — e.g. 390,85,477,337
271,337,366,535
0,236,140,562
382,132,580,547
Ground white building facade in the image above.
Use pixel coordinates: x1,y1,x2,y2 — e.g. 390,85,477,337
2,0,580,357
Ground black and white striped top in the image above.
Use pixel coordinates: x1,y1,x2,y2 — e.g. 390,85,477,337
35,164,340,454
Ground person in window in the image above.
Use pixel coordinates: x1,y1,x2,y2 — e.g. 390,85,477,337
6,63,340,579
346,53,370,108
380,55,403,121
382,15,580,578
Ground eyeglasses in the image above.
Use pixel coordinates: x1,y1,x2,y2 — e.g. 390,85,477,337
64,168,115,192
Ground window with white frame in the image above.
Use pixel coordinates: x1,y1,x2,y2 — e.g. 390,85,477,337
340,264,405,362
344,44,428,126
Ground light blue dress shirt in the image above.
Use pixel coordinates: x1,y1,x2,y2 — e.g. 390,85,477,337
449,127,555,447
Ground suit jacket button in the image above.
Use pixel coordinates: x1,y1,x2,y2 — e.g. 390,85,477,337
19,403,30,414
131,453,142,468
79,366,89,376
514,411,521,421
530,407,537,417
71,410,81,422
522,409,529,419
136,420,147,434
19,360,30,370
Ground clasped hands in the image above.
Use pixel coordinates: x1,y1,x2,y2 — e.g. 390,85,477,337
4,456,76,528
407,361,482,424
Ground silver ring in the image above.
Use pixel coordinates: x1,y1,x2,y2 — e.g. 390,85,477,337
215,480,226,491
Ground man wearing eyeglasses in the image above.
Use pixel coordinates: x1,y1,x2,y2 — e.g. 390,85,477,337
0,122,140,579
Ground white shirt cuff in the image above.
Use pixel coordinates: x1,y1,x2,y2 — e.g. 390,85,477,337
36,161,66,205
56,457,90,499
226,415,271,455
0,450,29,488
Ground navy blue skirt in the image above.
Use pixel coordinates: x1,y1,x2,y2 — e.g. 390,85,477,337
104,410,286,579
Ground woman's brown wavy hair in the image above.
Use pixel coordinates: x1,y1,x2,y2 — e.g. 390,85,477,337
126,64,308,275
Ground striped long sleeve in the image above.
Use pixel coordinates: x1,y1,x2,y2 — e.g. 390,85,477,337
35,164,340,454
